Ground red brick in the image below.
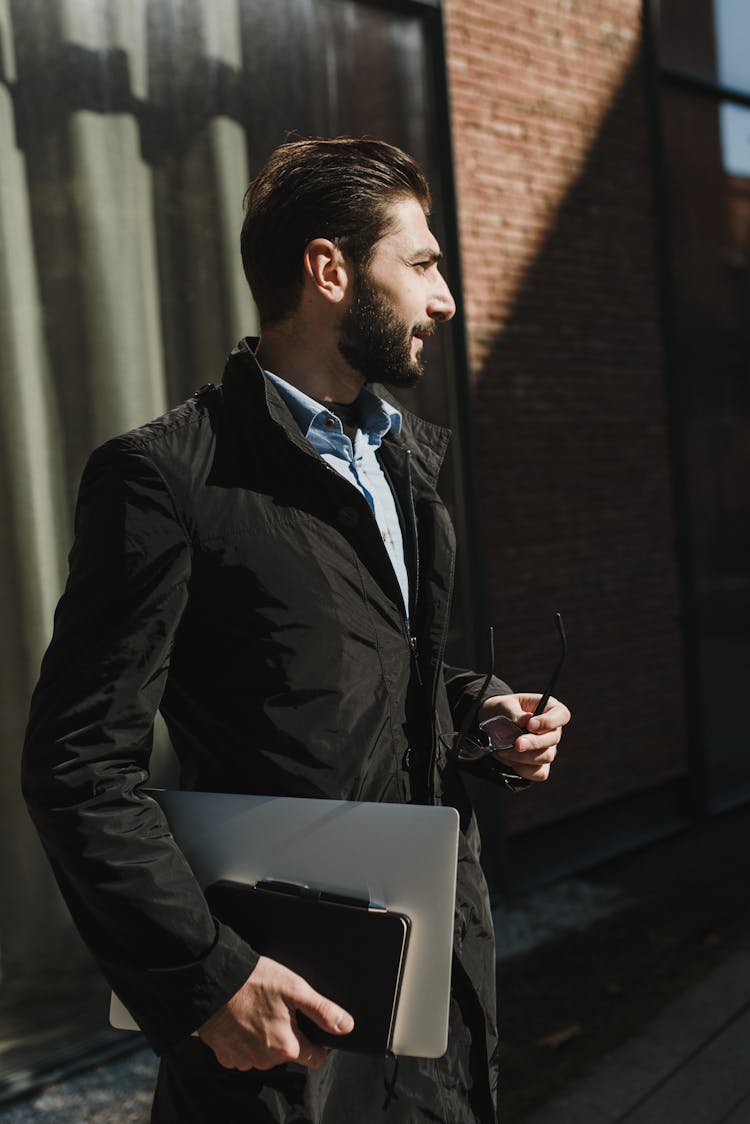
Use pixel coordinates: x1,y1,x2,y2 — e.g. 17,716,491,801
443,0,687,834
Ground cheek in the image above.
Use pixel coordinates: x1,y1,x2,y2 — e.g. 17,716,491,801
376,270,421,310
398,287,423,322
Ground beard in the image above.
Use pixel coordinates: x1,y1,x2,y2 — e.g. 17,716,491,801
337,270,434,389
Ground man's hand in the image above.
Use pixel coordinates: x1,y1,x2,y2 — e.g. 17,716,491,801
197,955,354,1071
478,694,571,782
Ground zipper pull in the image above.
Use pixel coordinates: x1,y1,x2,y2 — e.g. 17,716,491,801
409,636,424,687
192,382,215,399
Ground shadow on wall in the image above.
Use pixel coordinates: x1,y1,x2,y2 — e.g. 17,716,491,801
470,52,689,838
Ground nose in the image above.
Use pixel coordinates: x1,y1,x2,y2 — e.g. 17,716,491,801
427,272,456,323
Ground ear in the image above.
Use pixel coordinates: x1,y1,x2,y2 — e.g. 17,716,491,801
303,238,351,305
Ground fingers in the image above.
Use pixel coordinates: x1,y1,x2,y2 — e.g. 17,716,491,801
479,693,571,734
526,698,571,733
222,1029,327,1072
494,736,557,780
493,706,563,782
501,757,554,782
520,732,558,756
514,733,560,759
293,1033,330,1070
496,696,571,778
510,711,564,756
291,979,354,1037
198,958,348,1073
480,690,568,784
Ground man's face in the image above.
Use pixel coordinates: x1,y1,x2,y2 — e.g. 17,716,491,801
337,196,455,388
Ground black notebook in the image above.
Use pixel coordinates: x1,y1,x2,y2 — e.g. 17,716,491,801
204,878,411,1055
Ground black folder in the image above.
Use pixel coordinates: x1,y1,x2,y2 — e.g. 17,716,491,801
204,878,411,1055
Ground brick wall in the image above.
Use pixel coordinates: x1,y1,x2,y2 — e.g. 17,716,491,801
442,0,689,833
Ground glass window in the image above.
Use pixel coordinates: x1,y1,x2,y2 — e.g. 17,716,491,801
715,0,750,93
0,0,465,1093
658,1,750,811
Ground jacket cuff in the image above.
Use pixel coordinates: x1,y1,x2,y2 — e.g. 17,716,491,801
449,674,528,792
455,753,532,793
123,920,260,1054
450,674,513,733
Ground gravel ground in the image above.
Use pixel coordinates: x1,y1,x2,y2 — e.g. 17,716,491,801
493,877,625,961
0,1049,158,1123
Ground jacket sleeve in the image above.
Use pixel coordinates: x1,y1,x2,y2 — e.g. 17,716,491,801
21,440,258,1053
442,663,531,793
442,663,513,730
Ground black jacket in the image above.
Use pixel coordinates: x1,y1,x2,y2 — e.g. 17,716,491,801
22,340,516,1121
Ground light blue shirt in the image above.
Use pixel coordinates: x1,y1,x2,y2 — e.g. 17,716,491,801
264,370,411,621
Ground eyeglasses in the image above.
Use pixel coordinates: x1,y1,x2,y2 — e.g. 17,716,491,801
449,612,567,763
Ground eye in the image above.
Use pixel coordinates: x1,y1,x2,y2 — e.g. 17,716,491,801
412,261,431,272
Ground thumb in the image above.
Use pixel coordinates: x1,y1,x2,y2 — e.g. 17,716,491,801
294,984,354,1036
511,696,548,729
513,709,534,730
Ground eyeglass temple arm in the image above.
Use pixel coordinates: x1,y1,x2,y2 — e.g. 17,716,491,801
452,626,496,752
533,611,567,717
453,611,566,749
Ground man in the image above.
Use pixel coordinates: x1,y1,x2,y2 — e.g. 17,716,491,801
22,138,570,1123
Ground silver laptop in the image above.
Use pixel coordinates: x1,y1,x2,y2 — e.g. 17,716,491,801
110,789,459,1058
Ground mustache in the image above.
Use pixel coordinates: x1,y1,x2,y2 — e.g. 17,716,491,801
412,322,436,338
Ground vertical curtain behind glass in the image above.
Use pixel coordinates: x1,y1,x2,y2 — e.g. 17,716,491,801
0,0,71,977
149,0,255,395
60,0,166,438
0,0,256,984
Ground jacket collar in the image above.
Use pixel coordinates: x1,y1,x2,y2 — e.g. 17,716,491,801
222,337,321,461
222,337,452,491
374,384,452,492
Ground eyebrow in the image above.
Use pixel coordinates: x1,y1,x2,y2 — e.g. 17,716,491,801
409,247,443,264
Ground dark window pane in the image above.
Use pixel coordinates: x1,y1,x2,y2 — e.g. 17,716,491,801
661,82,750,807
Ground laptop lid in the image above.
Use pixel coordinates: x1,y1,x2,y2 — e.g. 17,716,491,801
110,789,459,1058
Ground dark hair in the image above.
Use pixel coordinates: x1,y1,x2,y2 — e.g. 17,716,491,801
240,137,432,326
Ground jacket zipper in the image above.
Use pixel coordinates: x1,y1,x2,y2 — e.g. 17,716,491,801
408,634,423,687
319,446,421,675
310,445,434,788
401,450,423,689
403,449,420,619
426,532,456,805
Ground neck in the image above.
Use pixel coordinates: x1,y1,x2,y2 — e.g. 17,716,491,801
254,322,364,405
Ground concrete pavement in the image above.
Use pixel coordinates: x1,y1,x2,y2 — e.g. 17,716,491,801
525,943,750,1123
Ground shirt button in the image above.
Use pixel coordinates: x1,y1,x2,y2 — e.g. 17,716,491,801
324,417,336,428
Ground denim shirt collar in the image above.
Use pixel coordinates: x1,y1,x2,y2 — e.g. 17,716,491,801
263,369,402,450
